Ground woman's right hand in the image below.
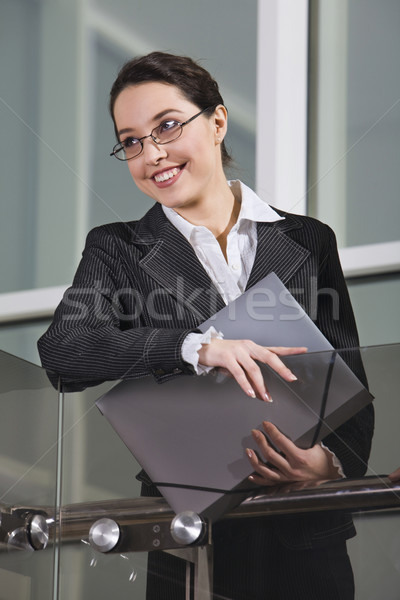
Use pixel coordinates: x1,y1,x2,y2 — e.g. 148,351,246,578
197,338,307,401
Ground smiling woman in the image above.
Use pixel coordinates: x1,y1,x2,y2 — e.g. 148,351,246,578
38,51,373,600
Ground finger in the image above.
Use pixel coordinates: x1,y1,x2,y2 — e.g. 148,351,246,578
258,350,299,383
251,429,289,472
225,359,258,399
264,346,307,381
248,473,283,487
261,422,299,459
247,373,273,403
246,448,283,484
222,353,271,401
236,341,293,388
238,354,272,402
266,346,308,356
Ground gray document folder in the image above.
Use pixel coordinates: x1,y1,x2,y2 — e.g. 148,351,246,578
96,273,373,520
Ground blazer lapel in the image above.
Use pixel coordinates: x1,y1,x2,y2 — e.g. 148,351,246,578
134,213,225,322
246,218,310,289
130,204,310,320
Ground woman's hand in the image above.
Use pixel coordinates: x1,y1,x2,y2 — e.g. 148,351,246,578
246,421,341,486
388,467,400,482
197,338,306,401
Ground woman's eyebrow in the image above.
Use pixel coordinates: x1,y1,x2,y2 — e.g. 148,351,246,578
153,108,185,121
118,108,186,137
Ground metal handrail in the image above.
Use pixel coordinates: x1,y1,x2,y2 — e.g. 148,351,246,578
3,476,399,600
56,475,400,549
4,476,399,553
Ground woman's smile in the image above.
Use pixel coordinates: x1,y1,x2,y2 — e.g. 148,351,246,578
151,164,185,186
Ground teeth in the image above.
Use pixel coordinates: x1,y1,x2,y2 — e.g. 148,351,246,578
154,167,179,183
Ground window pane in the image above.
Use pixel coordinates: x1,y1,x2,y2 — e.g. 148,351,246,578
0,0,40,293
346,0,400,246
308,0,400,248
347,274,400,346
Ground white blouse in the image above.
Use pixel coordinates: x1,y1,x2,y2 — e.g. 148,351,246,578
162,179,284,373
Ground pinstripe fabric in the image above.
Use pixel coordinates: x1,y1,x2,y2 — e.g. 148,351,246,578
38,202,373,476
146,516,355,600
38,202,373,598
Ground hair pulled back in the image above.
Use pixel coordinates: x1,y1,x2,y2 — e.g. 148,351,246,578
109,51,232,167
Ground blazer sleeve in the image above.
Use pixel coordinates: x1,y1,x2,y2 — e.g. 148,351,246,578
37,226,195,391
313,225,374,477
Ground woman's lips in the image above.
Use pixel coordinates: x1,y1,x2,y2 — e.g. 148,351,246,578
152,165,185,187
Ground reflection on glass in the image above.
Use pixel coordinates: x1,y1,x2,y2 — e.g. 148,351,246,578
346,0,400,247
1,345,399,599
55,344,399,600
0,350,59,599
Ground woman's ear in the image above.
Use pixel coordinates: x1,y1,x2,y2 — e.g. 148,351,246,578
213,104,228,144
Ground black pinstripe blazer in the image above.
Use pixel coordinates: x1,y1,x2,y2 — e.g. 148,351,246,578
38,202,373,480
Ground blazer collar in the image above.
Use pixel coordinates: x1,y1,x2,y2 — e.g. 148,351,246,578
246,215,310,289
129,204,310,320
130,204,226,322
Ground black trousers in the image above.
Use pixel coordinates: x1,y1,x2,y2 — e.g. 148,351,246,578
146,517,355,600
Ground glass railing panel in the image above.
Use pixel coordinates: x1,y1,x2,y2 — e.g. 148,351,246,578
58,381,149,599
349,509,400,600
0,350,59,600
347,344,400,599
57,344,400,600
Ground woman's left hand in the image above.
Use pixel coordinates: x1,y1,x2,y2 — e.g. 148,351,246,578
246,422,341,486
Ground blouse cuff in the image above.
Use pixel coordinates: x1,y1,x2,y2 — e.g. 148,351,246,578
181,327,224,375
321,442,345,477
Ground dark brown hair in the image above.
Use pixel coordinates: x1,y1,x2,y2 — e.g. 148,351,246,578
109,51,232,167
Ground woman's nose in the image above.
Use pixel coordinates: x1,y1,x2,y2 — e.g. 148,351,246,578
142,137,168,164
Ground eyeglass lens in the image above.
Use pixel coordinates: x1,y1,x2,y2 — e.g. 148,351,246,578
114,120,183,160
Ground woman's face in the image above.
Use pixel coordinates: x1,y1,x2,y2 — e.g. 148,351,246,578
112,82,227,216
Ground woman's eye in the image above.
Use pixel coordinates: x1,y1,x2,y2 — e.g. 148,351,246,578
158,120,180,134
122,137,140,149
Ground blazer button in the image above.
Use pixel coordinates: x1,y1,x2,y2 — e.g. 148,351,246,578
154,369,166,376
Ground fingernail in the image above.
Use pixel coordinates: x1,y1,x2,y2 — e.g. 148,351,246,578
289,373,297,382
251,429,259,439
247,388,256,398
264,392,273,403
246,448,253,458
248,475,255,481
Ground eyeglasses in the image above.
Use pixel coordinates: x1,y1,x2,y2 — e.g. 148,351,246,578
110,106,215,161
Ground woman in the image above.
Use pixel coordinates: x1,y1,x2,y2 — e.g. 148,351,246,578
38,52,373,599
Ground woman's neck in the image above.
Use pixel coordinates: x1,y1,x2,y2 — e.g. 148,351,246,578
175,181,240,260
177,179,239,227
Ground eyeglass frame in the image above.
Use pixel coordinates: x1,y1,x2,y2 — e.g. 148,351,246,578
110,105,217,161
